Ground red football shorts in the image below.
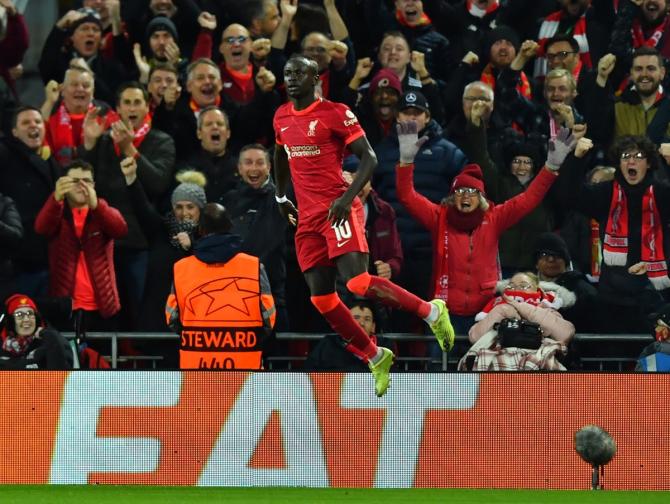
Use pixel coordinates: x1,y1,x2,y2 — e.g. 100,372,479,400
295,198,369,272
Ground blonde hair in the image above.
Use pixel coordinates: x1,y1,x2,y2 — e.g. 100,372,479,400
175,170,207,187
545,68,577,93
512,271,539,289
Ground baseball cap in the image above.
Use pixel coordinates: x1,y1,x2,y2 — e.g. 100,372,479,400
398,90,430,113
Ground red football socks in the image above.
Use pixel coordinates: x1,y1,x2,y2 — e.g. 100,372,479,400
347,272,431,318
310,293,378,361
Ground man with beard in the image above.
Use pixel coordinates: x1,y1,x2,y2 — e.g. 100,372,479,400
480,26,531,100
583,46,670,145
535,0,611,79
610,0,670,77
122,0,201,59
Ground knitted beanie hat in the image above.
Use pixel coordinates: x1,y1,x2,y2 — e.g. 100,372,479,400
5,294,38,316
146,16,179,42
171,170,207,209
533,232,572,264
450,164,485,194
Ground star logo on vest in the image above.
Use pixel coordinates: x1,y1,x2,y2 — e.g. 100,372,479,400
185,277,259,322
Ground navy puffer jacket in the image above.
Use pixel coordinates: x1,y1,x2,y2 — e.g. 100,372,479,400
374,119,467,253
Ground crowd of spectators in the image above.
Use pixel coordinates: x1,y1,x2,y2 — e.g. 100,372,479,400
3,0,670,370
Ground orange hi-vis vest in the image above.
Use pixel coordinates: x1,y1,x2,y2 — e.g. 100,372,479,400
171,253,266,369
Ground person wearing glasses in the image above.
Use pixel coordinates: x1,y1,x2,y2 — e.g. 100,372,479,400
374,91,466,333
0,293,73,370
395,120,574,346
267,0,354,103
532,34,589,110
534,0,611,79
457,271,576,371
556,133,670,333
495,38,584,159
35,159,127,337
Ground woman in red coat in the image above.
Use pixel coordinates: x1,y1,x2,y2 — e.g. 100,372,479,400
394,121,575,340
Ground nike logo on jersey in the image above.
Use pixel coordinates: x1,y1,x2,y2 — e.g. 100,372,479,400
336,240,350,248
280,126,290,132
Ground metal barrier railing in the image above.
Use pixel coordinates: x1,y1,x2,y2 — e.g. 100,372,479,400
63,332,655,371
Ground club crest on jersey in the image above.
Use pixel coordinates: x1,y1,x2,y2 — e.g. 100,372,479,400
307,120,318,136
344,109,358,127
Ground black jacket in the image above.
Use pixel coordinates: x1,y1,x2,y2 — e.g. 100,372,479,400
153,89,280,161
0,137,59,272
556,153,669,309
0,327,73,370
223,179,288,306
127,180,191,332
38,27,129,106
0,193,22,300
178,149,239,205
81,129,175,250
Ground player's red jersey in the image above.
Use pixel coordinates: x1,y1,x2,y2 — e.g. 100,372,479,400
273,97,365,219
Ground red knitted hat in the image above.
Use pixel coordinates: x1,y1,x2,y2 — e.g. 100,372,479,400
5,294,38,315
451,164,485,194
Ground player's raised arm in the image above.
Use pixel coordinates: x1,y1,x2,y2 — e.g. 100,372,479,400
328,136,377,226
273,144,298,225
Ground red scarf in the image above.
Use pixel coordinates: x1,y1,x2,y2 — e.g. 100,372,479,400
48,103,119,166
475,288,561,321
189,95,222,116
433,207,486,302
466,0,499,18
481,63,532,98
631,16,670,49
603,181,670,290
112,114,152,156
590,218,602,281
1,334,34,356
535,11,592,78
395,9,432,27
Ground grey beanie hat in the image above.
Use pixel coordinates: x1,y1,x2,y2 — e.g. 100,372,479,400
171,183,207,209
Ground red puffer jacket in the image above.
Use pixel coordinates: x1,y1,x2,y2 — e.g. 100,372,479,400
35,196,128,318
396,165,556,316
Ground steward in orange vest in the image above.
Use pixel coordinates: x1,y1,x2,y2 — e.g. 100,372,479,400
166,203,275,369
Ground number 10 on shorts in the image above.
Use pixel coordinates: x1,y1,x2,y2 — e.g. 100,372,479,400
332,220,352,241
